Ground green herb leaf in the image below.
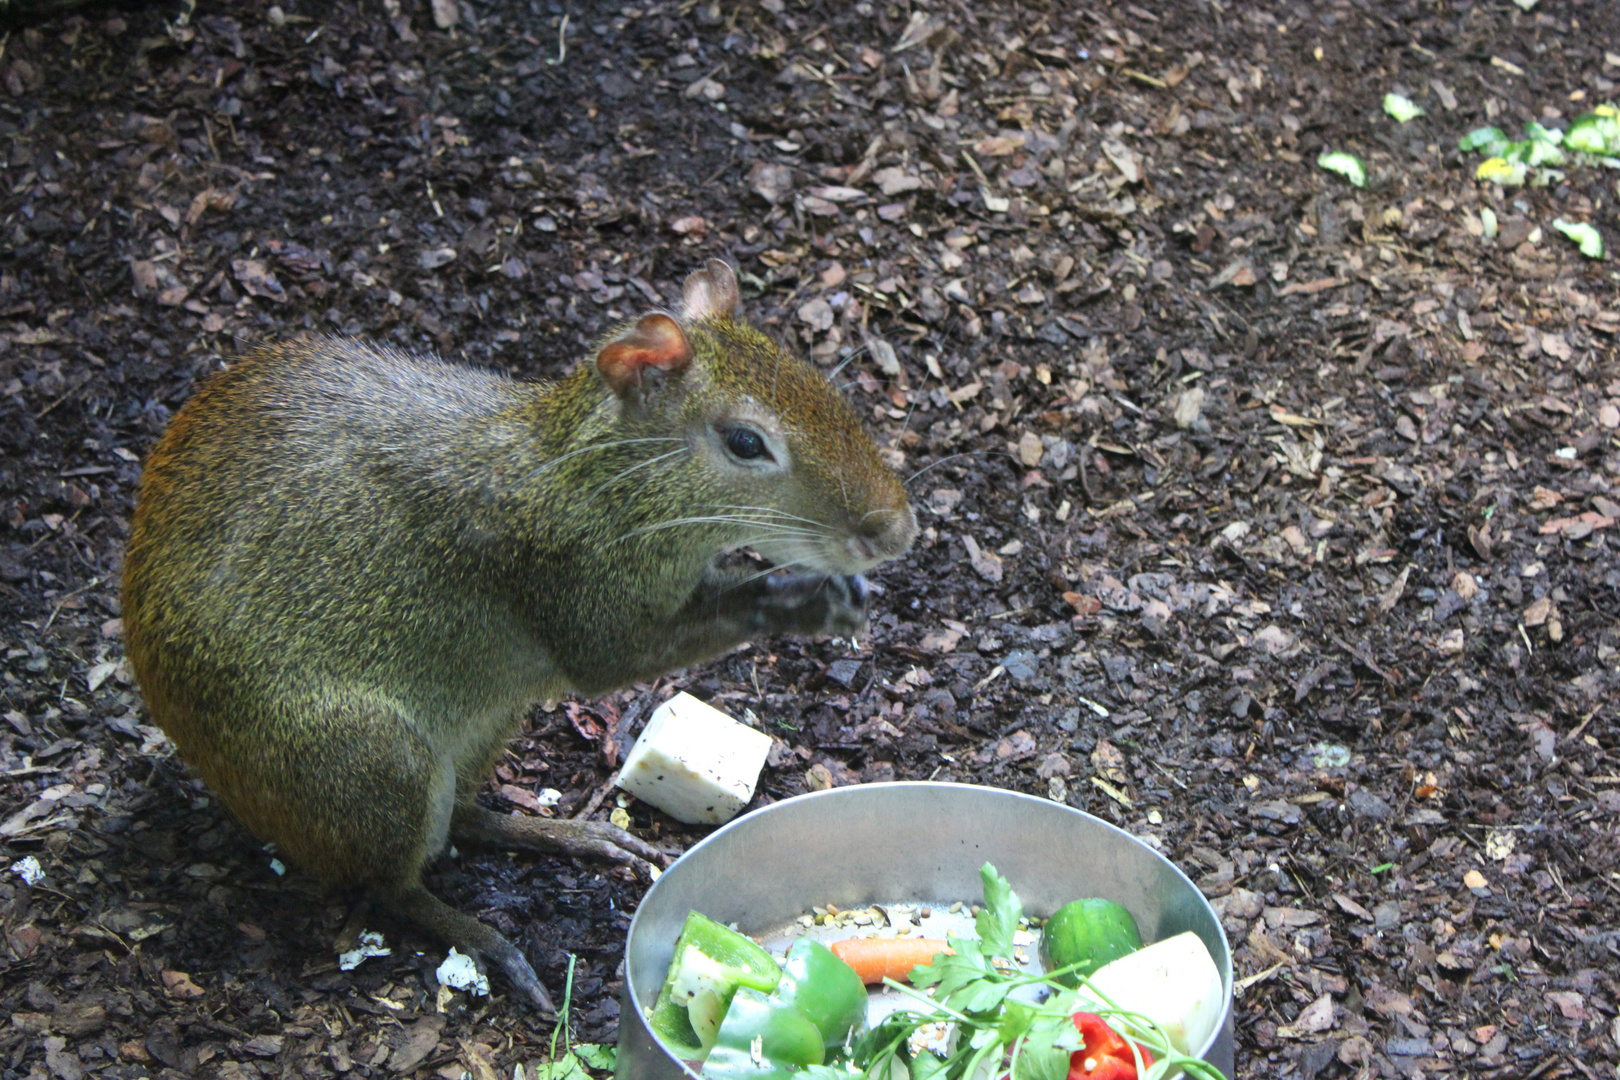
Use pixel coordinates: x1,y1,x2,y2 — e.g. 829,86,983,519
529,1052,591,1080
1009,1012,1081,1080
572,1044,615,1070
911,937,992,995
996,999,1039,1045
951,977,1016,1015
975,863,1022,960
847,1011,915,1075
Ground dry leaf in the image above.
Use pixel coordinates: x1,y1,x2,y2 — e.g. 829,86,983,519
871,166,923,196
971,135,1023,157
1016,430,1043,466
919,622,966,653
1277,992,1337,1038
1538,511,1613,539
430,0,459,28
893,10,946,52
683,76,725,101
1253,625,1296,654
1376,565,1411,613
748,162,795,204
1529,485,1564,511
1545,991,1588,1021
1333,893,1374,921
232,258,288,302
1100,139,1141,183
1063,591,1102,617
1276,276,1345,296
161,971,205,999
1173,386,1206,428
1268,403,1318,427
961,535,1003,582
807,185,866,203
1090,739,1127,783
1211,260,1256,287
1089,775,1133,808
797,297,834,332
417,247,457,270
1522,595,1552,627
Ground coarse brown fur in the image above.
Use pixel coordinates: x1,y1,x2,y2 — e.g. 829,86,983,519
122,261,915,1009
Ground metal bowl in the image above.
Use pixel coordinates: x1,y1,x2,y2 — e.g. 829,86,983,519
617,781,1235,1078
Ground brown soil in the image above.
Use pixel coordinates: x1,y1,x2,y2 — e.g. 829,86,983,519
2,1,1618,1078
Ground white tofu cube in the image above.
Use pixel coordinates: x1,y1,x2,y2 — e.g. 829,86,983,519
1077,930,1226,1056
615,693,772,825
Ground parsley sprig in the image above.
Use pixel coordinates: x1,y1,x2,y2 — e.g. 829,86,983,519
795,864,1227,1080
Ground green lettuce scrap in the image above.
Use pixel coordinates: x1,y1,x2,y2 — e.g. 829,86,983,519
1383,93,1425,123
1317,151,1366,188
1552,219,1604,258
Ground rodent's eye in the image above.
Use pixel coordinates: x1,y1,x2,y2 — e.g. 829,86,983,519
723,425,770,462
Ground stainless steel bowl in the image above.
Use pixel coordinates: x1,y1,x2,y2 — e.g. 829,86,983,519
617,781,1235,1078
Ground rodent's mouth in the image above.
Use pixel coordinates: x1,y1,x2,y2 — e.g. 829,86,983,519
717,541,876,578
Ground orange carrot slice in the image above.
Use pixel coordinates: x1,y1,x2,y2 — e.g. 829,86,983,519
829,937,953,985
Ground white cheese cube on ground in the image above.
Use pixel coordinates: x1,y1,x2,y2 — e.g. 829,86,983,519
616,693,772,824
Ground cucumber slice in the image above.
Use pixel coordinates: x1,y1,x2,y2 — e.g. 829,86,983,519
1039,898,1143,986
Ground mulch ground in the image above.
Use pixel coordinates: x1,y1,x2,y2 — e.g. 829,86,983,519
2,1,1619,1078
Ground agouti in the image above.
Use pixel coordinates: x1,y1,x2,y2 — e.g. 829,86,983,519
122,260,916,1010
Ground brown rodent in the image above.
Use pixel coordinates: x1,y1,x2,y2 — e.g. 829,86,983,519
122,260,916,1010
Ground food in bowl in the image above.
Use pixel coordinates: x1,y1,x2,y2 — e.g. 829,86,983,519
647,864,1225,1079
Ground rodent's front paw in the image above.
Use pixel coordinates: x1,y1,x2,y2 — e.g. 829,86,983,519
756,573,869,637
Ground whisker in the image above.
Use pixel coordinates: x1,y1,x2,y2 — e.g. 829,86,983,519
825,342,871,385
728,556,826,589
706,504,837,530
528,437,685,481
610,516,829,545
889,367,935,448
587,448,687,500
903,450,996,487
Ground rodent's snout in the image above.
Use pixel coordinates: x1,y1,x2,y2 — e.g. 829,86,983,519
844,502,917,569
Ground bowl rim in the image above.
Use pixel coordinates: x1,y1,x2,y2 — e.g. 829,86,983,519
622,780,1235,1075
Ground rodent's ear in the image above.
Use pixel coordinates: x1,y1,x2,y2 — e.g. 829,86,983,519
680,259,740,323
596,312,692,396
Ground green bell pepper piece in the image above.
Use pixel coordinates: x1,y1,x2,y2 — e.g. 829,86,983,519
701,988,826,1078
775,939,870,1050
648,912,782,1060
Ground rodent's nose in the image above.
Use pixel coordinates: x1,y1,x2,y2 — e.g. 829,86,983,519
847,503,917,566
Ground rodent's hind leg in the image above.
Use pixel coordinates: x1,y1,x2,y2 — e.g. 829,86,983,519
389,883,556,1014
450,804,668,873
